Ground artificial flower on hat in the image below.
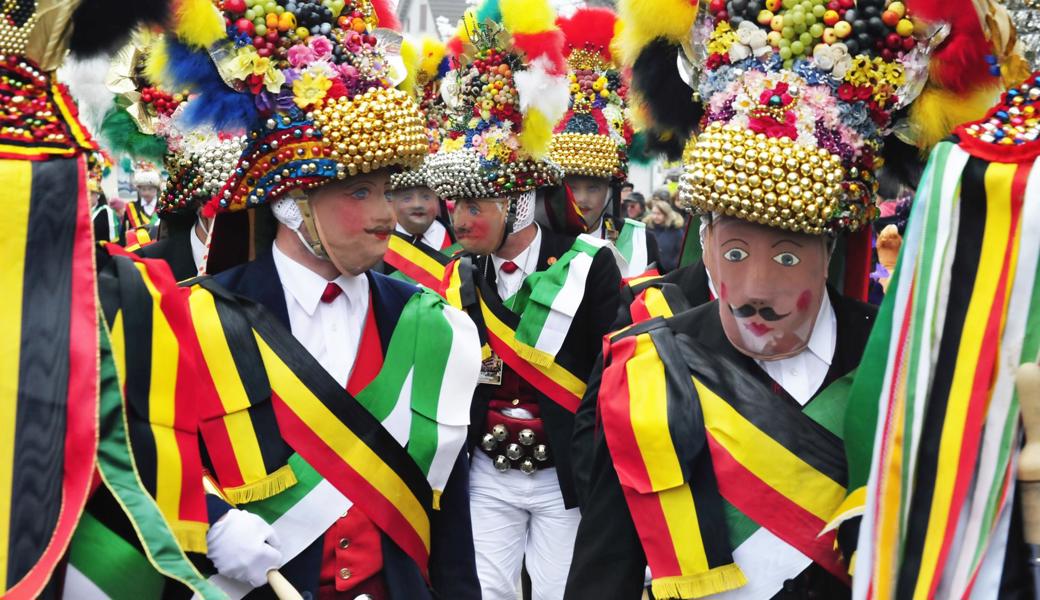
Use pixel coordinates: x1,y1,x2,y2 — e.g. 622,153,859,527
425,0,570,200
148,0,428,215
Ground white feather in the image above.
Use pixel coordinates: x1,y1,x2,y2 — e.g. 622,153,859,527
514,56,569,124
57,54,116,137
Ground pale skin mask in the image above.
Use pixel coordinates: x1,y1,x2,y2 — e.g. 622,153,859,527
703,216,829,360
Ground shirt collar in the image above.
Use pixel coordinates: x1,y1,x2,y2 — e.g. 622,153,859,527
272,241,368,317
141,197,157,215
492,224,542,277
805,289,836,367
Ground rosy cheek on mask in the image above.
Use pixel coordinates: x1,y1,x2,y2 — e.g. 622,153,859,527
796,289,812,312
719,282,728,302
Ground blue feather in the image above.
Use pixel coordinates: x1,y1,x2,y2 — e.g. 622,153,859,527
164,39,259,131
437,56,450,79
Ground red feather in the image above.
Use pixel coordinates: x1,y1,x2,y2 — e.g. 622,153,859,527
446,35,464,59
556,7,617,63
370,0,401,31
512,30,566,75
906,0,993,94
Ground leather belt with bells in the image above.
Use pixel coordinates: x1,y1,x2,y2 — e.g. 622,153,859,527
480,405,552,474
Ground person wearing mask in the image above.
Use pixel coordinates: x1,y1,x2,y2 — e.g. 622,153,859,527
426,4,622,598
548,8,659,278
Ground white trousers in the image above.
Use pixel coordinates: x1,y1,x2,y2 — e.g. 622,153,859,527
470,452,581,600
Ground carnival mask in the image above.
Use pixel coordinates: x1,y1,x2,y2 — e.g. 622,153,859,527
451,196,509,255
704,216,829,360
566,175,610,229
305,170,395,276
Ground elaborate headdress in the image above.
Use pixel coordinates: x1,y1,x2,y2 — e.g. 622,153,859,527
619,0,1028,236
389,35,452,190
159,130,247,216
150,0,428,215
549,7,631,182
425,0,569,200
131,161,163,189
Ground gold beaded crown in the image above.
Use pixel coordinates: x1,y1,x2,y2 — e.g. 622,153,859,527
549,8,630,182
389,35,452,192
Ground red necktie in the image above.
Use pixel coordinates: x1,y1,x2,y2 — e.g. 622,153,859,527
500,260,519,274
320,282,343,303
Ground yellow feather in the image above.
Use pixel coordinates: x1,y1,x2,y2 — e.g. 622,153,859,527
456,9,478,45
420,37,446,80
519,109,554,159
908,85,1002,150
399,37,420,96
174,0,226,48
616,0,699,66
144,37,170,89
501,0,555,35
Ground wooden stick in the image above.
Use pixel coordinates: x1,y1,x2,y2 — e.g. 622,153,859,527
1016,363,1040,545
266,570,303,600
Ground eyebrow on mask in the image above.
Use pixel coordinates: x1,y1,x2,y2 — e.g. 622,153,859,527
772,239,804,248
722,238,748,246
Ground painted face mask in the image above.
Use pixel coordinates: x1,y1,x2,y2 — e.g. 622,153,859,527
704,216,829,360
451,197,509,255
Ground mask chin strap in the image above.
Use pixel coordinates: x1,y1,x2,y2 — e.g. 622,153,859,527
271,194,331,260
494,189,536,254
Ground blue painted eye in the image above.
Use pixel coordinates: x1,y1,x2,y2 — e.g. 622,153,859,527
352,188,371,200
773,252,800,266
723,248,748,262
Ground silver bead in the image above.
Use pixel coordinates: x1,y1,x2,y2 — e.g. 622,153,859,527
491,424,509,442
506,443,522,461
481,433,497,452
493,455,510,472
518,429,535,446
519,458,536,475
533,444,549,462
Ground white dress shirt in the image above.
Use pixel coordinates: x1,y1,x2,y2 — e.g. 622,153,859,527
754,291,836,406
396,219,449,250
141,196,158,218
189,222,208,275
491,225,542,301
272,241,369,388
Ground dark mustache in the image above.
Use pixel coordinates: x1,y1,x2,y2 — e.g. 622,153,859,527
365,227,392,234
728,304,790,321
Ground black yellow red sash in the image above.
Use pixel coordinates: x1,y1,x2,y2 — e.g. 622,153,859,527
189,280,435,575
627,279,692,322
598,319,849,598
98,250,211,552
0,156,98,598
384,231,451,292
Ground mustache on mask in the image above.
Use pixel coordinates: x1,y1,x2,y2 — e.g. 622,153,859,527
364,226,392,235
728,303,790,322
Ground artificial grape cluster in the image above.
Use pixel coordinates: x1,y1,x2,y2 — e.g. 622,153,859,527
710,0,916,69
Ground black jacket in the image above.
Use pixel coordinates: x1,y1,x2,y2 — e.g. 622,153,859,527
137,218,198,282
211,250,480,600
468,227,622,508
613,259,713,330
566,289,876,600
646,224,683,273
604,214,661,273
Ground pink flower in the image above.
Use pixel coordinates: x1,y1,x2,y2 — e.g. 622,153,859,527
337,63,359,86
287,44,315,68
308,36,334,61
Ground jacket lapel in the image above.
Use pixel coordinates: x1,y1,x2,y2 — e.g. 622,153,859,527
232,251,291,328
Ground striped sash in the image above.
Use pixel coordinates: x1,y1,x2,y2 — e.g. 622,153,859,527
384,231,453,292
599,320,849,599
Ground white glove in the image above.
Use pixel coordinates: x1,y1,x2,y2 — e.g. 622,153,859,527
206,509,283,588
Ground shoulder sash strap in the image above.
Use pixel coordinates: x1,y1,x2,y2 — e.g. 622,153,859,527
384,232,452,292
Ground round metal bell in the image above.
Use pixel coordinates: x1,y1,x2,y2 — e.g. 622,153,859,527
493,455,510,472
506,443,523,461
518,428,536,446
481,433,498,452
533,444,549,462
519,458,537,475
492,424,509,442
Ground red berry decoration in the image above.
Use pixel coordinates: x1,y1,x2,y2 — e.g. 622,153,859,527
235,18,254,36
223,0,246,13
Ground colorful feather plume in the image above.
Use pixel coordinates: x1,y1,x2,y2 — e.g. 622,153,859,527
172,0,226,49
614,0,698,65
371,0,401,31
557,7,618,65
99,104,169,162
